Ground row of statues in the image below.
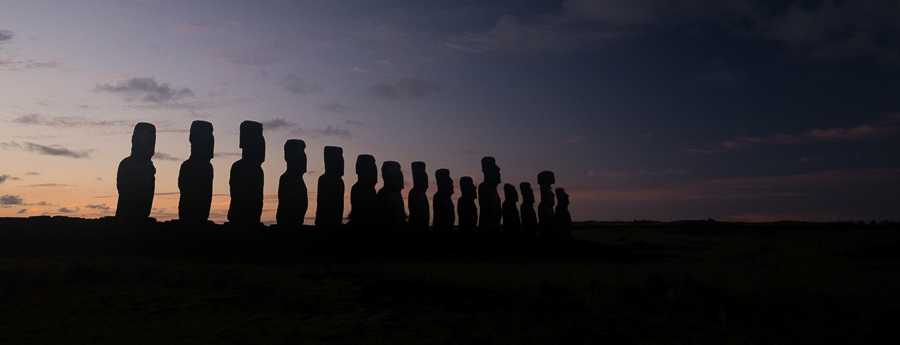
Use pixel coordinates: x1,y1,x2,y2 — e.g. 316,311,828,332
116,121,572,236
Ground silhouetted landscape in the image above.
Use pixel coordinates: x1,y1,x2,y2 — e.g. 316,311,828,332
2,216,899,344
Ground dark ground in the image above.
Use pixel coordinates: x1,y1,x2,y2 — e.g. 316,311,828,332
1,217,899,344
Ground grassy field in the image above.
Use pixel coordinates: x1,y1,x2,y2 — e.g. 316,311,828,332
1,218,899,344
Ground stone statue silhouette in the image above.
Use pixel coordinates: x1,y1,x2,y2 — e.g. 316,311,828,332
116,122,156,221
537,171,557,237
276,139,308,227
377,161,407,229
407,161,429,232
478,157,502,234
457,176,477,234
227,121,265,225
349,154,378,229
556,188,572,238
432,168,455,233
315,146,344,227
177,120,214,223
519,182,538,236
502,183,520,235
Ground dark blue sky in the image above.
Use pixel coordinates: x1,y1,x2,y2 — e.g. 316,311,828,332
1,0,899,222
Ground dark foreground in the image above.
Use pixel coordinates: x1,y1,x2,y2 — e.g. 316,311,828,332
1,217,899,344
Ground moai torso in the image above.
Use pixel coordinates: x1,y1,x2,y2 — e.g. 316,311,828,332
519,182,538,236
315,146,345,227
432,168,455,233
227,121,265,225
277,139,308,226
350,154,378,228
178,120,214,222
116,122,156,221
407,161,429,232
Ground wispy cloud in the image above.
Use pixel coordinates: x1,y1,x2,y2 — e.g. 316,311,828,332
282,74,323,95
10,113,133,127
0,141,91,158
152,152,181,161
0,30,12,43
20,183,74,188
720,114,900,149
58,206,80,213
290,125,352,139
214,152,241,158
85,203,111,212
261,118,297,131
95,77,195,103
0,174,19,183
0,58,63,71
368,77,441,99
319,103,348,113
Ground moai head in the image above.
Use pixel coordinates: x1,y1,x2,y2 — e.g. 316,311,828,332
504,183,518,203
131,122,156,160
481,156,501,185
189,120,214,160
436,168,453,194
460,176,476,198
284,139,307,172
538,171,555,187
323,146,344,176
239,120,265,164
556,188,569,206
411,161,427,190
356,154,377,185
381,161,404,191
520,182,535,203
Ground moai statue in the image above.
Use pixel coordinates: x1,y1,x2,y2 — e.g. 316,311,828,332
178,120,214,223
116,122,156,221
457,176,478,234
502,183,520,235
276,139,308,227
556,188,572,238
478,157,502,234
377,161,406,229
315,146,345,227
349,154,378,229
432,168,455,233
519,182,538,236
408,161,430,232
537,171,557,237
227,120,265,225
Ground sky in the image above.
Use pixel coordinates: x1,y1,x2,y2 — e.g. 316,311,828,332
2,0,900,224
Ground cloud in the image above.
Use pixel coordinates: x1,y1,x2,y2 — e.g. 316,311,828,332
261,118,298,131
85,203,111,212
25,172,39,176
17,208,26,214
368,77,441,99
290,125,352,139
0,141,91,158
0,174,19,183
720,114,900,149
10,113,133,127
95,77,195,103
152,152,181,161
282,74,323,95
1,194,23,205
20,183,74,188
319,103,348,113
214,152,241,158
0,58,64,71
444,13,623,54
0,30,12,43
58,206,80,213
